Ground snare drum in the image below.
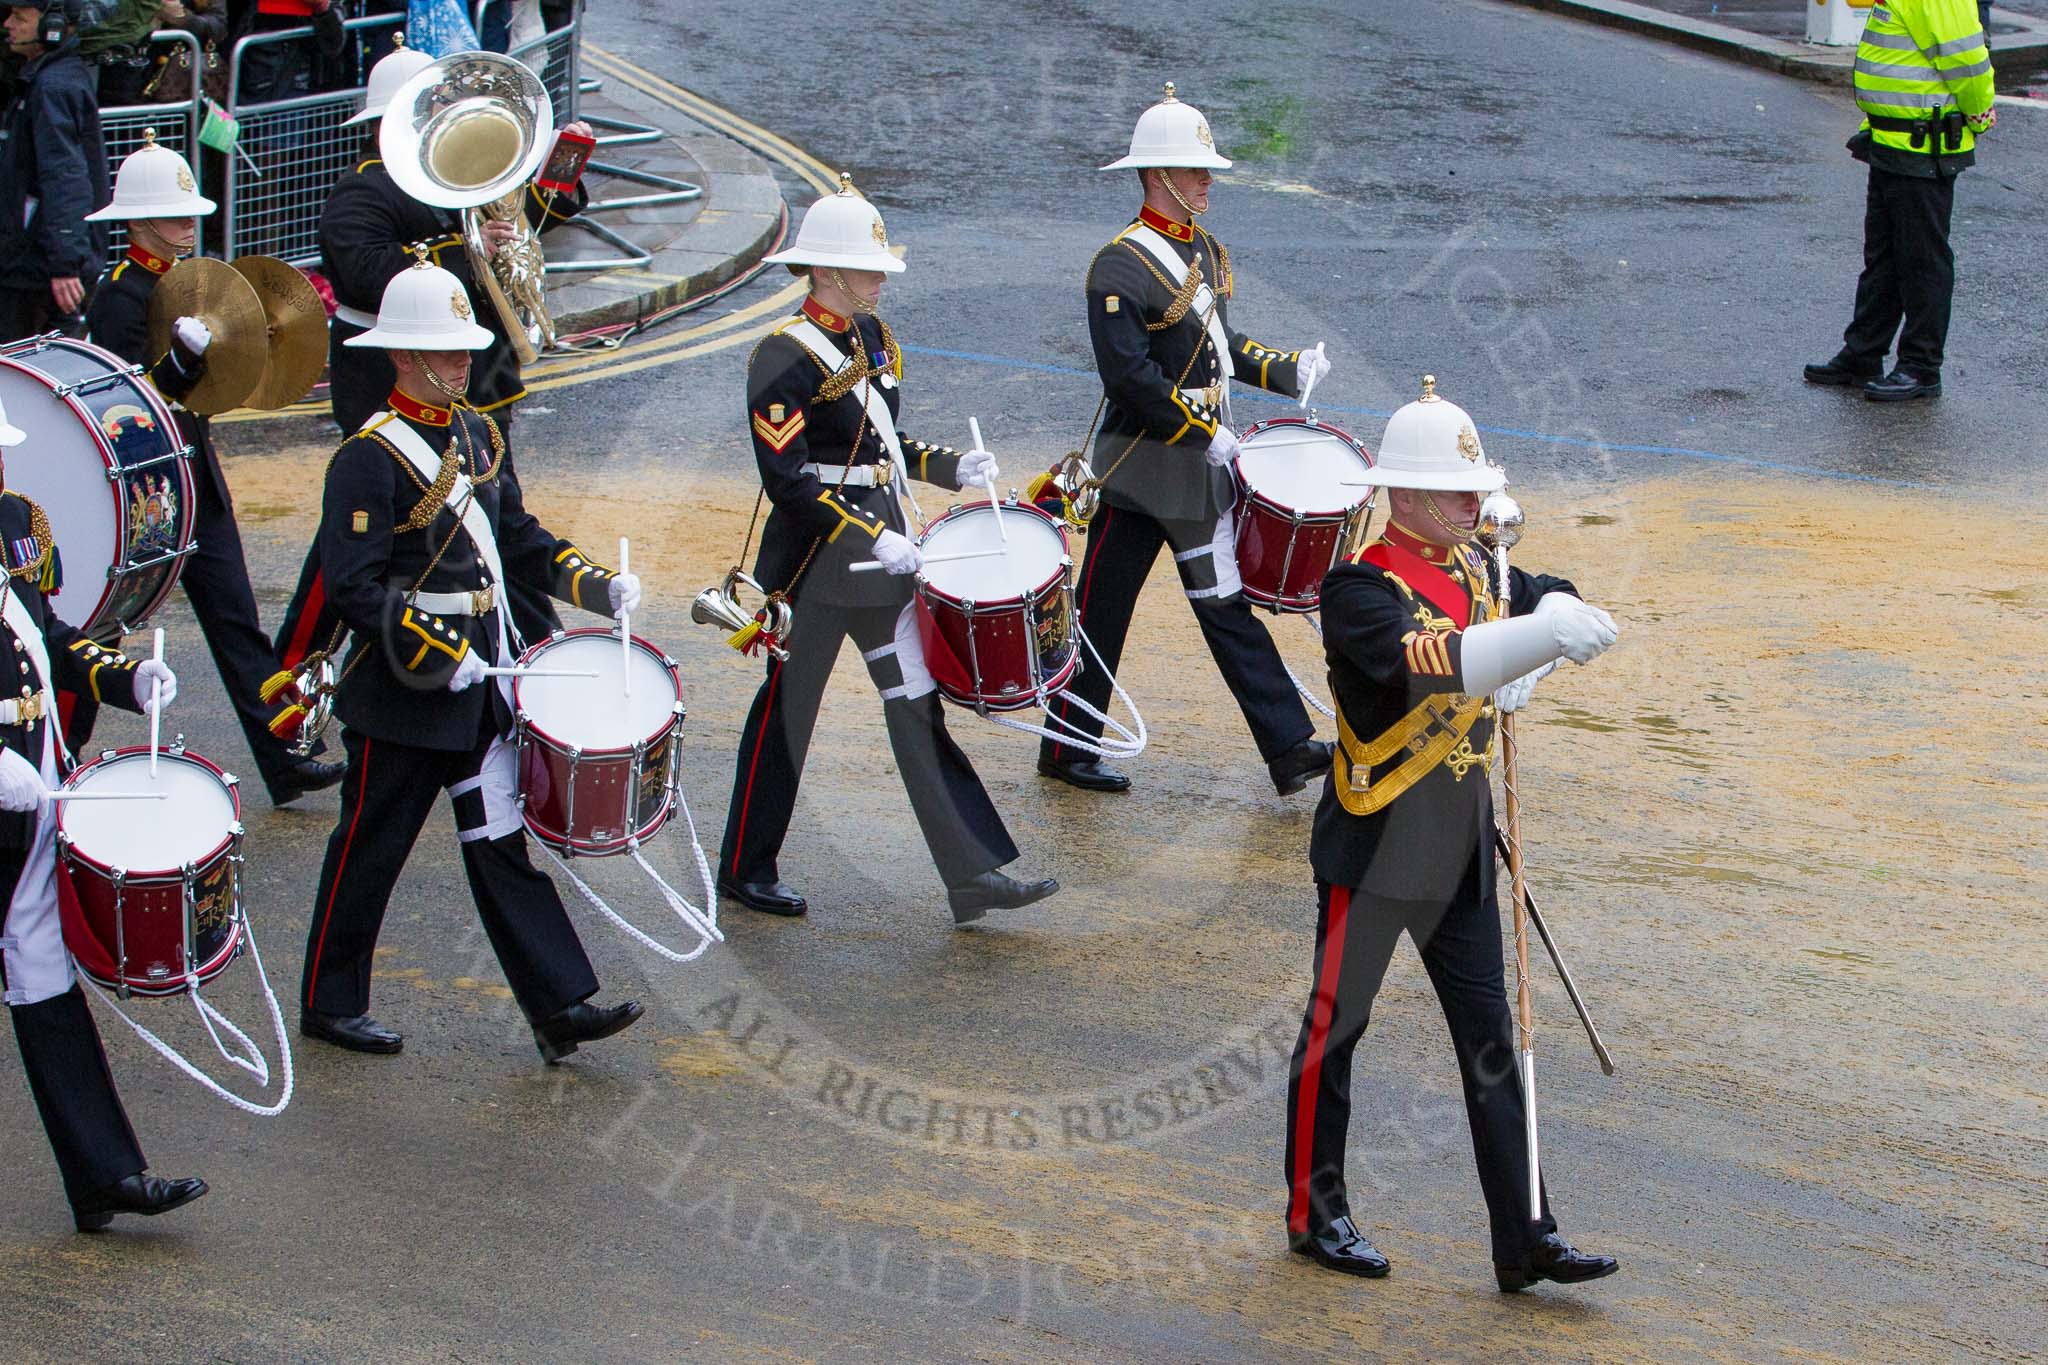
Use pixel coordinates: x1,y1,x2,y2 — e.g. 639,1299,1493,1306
513,629,685,856
55,746,245,997
1231,418,1376,614
915,500,1077,712
0,336,195,638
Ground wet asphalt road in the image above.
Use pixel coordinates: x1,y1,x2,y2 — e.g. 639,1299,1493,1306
4,3,2045,1362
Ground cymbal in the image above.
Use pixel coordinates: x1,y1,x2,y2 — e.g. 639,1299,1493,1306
147,257,263,415
231,255,327,411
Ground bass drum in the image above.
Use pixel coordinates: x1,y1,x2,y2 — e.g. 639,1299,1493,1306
0,335,195,640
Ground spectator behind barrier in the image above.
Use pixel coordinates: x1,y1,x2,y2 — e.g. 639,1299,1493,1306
231,0,343,104
85,0,228,106
0,0,109,341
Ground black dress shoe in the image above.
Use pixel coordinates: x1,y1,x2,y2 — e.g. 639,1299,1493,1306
1863,368,1941,402
1288,1215,1390,1278
268,757,345,806
1495,1233,1619,1292
1035,755,1131,792
947,871,1059,924
73,1173,208,1232
1268,739,1335,795
717,877,807,916
299,1010,403,1055
1802,354,1881,386
534,999,644,1064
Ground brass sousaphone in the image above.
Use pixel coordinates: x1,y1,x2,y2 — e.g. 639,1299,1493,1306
379,51,557,364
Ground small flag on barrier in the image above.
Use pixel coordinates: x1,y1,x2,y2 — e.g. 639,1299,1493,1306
198,99,239,153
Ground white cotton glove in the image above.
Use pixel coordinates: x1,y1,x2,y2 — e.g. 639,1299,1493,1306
1298,341,1331,394
446,650,488,692
1205,425,1242,468
0,747,47,813
1494,658,1559,714
871,529,923,575
133,659,177,714
956,448,999,489
1536,592,1618,664
608,572,642,618
173,316,212,356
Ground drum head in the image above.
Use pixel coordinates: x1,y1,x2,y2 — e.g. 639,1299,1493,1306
0,359,121,631
515,633,680,751
60,752,236,871
919,505,1065,602
1238,424,1373,516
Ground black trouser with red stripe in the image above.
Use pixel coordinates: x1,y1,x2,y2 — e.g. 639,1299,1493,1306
1284,852,1557,1264
719,600,1015,892
0,851,147,1206
300,726,598,1025
1038,499,1309,769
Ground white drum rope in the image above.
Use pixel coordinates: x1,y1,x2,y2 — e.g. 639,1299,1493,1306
79,917,294,1118
1285,613,1336,719
541,787,723,965
986,622,1148,760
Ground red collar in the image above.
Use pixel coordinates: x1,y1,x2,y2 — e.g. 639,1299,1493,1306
1137,205,1196,243
801,296,852,333
388,388,453,427
1361,530,1478,629
1383,521,1464,566
126,245,174,275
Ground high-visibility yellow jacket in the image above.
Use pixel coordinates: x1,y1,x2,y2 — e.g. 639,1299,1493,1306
1854,0,1997,155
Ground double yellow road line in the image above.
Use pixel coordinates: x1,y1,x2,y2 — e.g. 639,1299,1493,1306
222,47,816,423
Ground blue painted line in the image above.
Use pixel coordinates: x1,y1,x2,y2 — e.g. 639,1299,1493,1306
898,342,1940,490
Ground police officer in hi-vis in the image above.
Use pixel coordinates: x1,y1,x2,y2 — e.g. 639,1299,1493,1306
1282,378,1622,1292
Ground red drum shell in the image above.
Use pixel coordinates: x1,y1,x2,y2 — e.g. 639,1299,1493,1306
512,629,685,856
1231,417,1376,614
55,746,244,997
914,501,1078,713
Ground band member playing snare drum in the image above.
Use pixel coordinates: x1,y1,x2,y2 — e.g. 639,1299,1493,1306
716,177,1058,925
0,396,202,1233
82,132,345,806
1037,85,1335,797
295,258,644,1064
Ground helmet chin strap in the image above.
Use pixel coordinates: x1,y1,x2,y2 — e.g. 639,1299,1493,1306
826,268,877,316
1157,168,1205,219
1420,491,1475,541
406,350,470,404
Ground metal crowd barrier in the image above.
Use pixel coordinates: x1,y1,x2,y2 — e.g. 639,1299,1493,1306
97,29,206,263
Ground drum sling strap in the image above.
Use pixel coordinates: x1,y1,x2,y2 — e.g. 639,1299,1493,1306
783,319,926,525
1123,223,1236,430
376,418,723,966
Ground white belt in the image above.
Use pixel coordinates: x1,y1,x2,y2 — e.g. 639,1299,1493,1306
334,302,378,330
803,461,893,488
413,585,496,616
0,689,53,727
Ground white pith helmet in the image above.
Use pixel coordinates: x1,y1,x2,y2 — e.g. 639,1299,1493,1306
761,173,905,274
1100,82,1231,171
0,396,25,448
344,252,494,350
85,129,215,221
345,34,435,127
1357,376,1508,492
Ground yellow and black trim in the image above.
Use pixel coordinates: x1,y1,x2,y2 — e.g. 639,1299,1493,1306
1239,338,1298,391
398,604,468,672
1402,629,1454,677
551,543,614,612
817,489,883,542
1162,389,1220,445
68,636,134,704
528,182,578,225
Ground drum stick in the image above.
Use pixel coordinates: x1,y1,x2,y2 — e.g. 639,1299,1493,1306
969,417,1006,544
480,667,600,678
148,627,163,778
618,536,632,699
848,549,1006,574
47,790,169,802
1298,341,1326,411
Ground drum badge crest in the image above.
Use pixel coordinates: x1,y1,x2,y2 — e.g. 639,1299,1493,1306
126,474,181,556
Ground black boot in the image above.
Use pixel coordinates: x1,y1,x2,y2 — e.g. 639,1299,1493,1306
1035,754,1131,792
1288,1215,1390,1278
1862,368,1941,402
534,999,644,1064
267,757,346,806
1268,739,1334,795
1802,353,1881,386
1495,1233,1619,1292
300,1010,403,1054
718,877,807,916
73,1173,208,1232
947,871,1059,924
